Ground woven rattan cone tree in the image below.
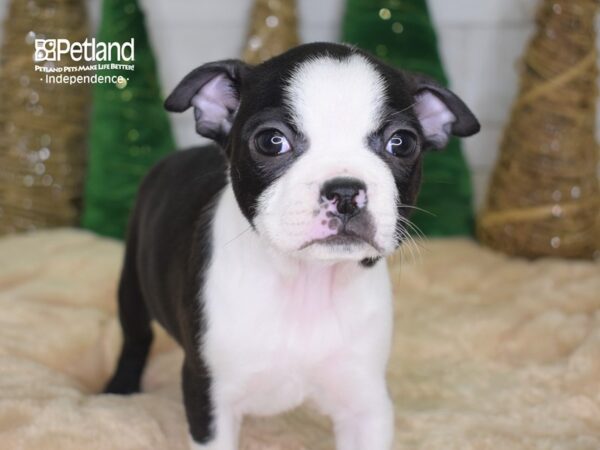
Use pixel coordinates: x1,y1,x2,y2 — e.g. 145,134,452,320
242,0,299,65
0,0,90,234
478,0,600,259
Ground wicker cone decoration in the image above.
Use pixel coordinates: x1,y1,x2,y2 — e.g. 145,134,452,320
242,0,299,65
0,0,91,234
478,0,600,259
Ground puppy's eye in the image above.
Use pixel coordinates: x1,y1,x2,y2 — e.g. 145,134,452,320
255,130,291,156
385,131,417,157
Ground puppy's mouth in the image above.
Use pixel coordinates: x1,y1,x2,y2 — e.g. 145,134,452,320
299,230,382,253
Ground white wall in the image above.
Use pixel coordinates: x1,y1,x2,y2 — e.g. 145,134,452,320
0,0,573,208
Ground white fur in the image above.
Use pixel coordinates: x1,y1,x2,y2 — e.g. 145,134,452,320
254,55,400,261
197,185,394,449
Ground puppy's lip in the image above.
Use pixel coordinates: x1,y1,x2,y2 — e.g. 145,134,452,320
299,232,382,253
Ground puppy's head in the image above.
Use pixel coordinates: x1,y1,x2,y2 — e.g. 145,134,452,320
165,43,480,263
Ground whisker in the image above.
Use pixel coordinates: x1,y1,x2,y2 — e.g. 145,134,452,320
409,234,423,264
403,232,417,265
407,234,421,265
223,225,252,247
399,228,422,266
394,217,426,267
387,101,418,117
405,236,418,265
395,229,406,274
397,215,427,242
398,204,436,217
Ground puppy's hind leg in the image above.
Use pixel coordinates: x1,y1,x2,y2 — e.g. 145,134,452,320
183,360,240,450
104,241,153,395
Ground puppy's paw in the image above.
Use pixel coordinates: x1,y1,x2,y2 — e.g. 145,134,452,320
188,436,206,450
188,434,232,450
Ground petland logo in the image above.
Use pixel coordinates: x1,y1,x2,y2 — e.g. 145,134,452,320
34,38,135,62
33,38,135,86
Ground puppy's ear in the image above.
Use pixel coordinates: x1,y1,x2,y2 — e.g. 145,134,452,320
408,73,480,150
164,60,251,144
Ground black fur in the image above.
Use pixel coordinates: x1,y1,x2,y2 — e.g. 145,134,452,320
104,145,227,442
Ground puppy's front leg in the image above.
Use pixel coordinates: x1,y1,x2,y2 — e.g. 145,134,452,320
333,379,394,450
183,361,240,450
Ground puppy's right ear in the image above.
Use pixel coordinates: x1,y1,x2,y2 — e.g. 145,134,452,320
164,60,250,144
407,72,480,150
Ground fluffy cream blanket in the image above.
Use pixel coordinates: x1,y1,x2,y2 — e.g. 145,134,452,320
0,229,599,449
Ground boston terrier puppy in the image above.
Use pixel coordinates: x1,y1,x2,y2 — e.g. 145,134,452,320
104,42,480,450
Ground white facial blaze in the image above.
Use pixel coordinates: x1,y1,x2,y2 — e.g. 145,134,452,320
285,55,385,143
254,54,400,261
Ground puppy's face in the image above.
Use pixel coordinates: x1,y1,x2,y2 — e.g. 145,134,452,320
166,43,479,263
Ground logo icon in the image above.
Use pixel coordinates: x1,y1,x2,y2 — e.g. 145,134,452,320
34,39,57,62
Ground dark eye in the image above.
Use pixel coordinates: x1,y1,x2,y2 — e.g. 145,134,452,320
254,129,292,156
385,130,417,157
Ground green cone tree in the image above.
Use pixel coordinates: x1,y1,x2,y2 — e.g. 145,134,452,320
342,0,475,236
82,0,175,239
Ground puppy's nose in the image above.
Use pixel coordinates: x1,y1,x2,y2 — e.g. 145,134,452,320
321,178,367,218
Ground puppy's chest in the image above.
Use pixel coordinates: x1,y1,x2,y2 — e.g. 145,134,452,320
205,263,364,363
202,257,381,414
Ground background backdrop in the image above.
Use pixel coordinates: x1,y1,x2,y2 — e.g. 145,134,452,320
0,0,596,209
0,2,599,447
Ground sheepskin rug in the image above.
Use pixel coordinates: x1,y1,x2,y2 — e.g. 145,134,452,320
0,229,599,450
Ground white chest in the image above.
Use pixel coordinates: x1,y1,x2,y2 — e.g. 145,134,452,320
201,186,393,416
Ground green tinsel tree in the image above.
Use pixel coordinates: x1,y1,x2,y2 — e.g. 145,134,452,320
82,0,175,239
342,0,475,236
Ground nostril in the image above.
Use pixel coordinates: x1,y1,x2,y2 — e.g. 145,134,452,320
325,192,339,203
337,197,357,215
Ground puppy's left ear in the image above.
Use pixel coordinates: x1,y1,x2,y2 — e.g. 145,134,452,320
164,59,251,145
409,73,480,150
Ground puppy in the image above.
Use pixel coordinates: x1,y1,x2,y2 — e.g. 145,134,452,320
104,42,480,450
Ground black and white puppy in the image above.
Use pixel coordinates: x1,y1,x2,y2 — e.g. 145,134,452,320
104,42,480,450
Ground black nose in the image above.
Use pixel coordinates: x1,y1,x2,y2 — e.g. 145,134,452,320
321,178,367,218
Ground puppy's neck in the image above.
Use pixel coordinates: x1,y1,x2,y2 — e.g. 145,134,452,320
212,183,363,281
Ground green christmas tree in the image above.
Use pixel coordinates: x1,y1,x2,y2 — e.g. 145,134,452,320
82,0,175,239
342,0,475,236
